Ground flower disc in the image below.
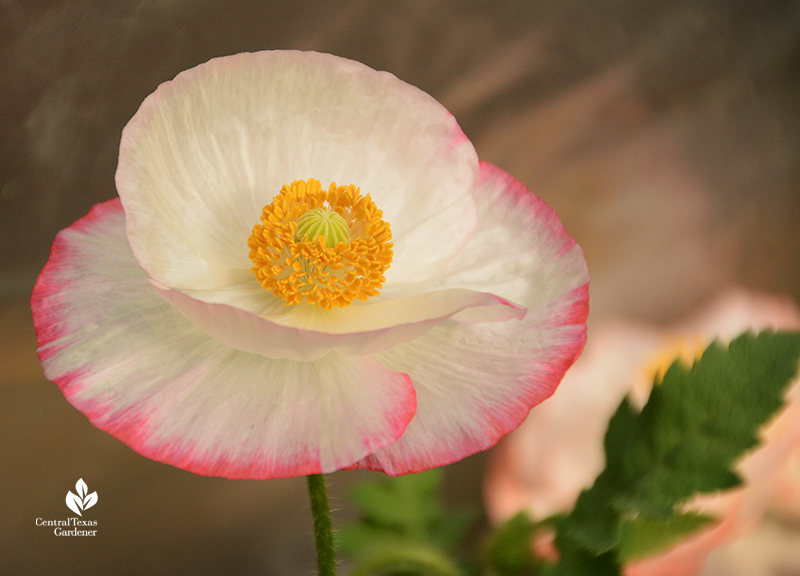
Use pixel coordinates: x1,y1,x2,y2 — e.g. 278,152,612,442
248,179,393,309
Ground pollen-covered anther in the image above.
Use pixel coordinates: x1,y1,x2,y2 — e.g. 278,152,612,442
247,179,393,309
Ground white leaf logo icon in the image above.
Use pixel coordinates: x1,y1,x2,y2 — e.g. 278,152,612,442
84,491,98,509
66,491,83,516
66,478,98,516
76,478,87,499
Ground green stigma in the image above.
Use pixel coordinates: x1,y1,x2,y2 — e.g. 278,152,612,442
294,208,351,248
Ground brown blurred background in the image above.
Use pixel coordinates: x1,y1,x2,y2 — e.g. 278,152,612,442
2,1,799,574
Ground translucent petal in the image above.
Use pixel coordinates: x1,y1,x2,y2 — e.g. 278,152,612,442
31,200,416,478
352,162,590,474
116,51,478,292
156,282,525,361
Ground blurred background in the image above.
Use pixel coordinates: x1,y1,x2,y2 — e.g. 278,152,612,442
2,1,799,574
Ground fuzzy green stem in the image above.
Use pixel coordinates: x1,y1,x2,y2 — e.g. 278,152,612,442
307,474,336,576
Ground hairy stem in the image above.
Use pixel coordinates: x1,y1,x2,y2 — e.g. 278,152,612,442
307,474,336,576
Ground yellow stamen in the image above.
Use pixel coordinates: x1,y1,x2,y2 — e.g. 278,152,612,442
247,179,393,310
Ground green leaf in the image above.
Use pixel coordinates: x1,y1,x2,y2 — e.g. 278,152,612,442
556,330,800,563
618,512,716,561
347,544,464,576
561,477,621,554
540,529,621,576
340,468,479,570
348,469,445,538
619,331,800,513
432,509,482,555
483,511,537,576
337,523,412,559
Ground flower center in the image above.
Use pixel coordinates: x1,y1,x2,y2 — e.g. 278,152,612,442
247,179,393,310
294,208,351,248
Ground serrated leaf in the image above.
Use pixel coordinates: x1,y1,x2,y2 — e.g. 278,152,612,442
348,469,445,537
539,553,620,576
66,491,83,516
83,491,98,510
431,508,481,554
76,478,87,499
483,511,537,576
541,530,621,576
620,331,800,510
555,330,800,563
562,477,621,553
341,467,478,571
618,512,716,561
336,523,411,559
348,543,464,576
339,508,479,560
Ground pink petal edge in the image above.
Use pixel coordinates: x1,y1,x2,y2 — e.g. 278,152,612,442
32,199,125,353
73,357,417,480
349,161,590,475
31,199,418,479
354,284,588,476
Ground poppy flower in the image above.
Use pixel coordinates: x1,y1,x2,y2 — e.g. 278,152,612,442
485,288,800,575
32,51,589,479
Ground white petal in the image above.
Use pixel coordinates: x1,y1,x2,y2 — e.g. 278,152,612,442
432,161,590,307
32,200,416,478
116,50,478,292
156,282,525,361
353,162,590,474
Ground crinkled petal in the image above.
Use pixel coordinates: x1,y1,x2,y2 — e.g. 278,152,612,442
352,162,590,474
116,50,478,292
155,282,525,361
31,200,416,478
432,161,590,305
